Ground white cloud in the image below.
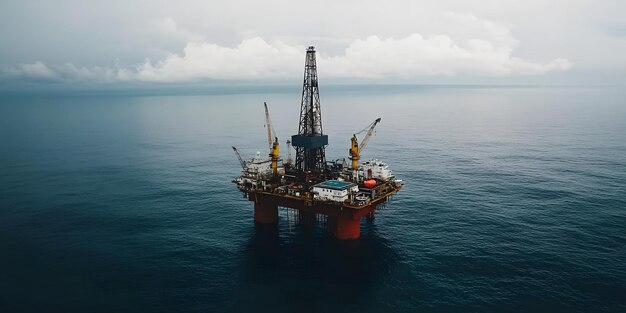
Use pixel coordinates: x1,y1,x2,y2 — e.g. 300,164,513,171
154,17,205,43
443,12,518,47
8,61,56,79
321,13,571,78
3,62,131,82
322,34,571,78
134,37,304,81
2,14,571,83
1,0,624,77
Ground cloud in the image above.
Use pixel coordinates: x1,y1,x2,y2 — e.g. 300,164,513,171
322,34,571,78
134,37,304,81
7,61,56,79
443,12,518,47
3,62,131,83
321,13,571,78
153,17,205,43
2,14,571,83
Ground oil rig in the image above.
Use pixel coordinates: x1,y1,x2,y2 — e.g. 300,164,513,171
233,46,403,240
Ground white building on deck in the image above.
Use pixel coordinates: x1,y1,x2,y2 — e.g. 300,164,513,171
312,180,358,202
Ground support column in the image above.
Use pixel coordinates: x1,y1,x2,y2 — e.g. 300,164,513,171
299,211,316,229
327,216,337,235
254,202,278,224
334,216,361,240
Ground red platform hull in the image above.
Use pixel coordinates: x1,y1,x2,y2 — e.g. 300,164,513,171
248,191,387,240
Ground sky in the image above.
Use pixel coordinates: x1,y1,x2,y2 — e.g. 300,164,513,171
0,0,624,88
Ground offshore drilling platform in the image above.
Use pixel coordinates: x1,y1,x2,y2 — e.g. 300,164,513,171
233,46,403,240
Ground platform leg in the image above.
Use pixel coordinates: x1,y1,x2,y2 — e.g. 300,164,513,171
299,211,316,230
254,202,278,224
327,216,337,234
334,216,360,240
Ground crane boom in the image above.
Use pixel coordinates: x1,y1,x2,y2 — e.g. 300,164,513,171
263,102,277,153
264,102,281,177
232,146,247,169
349,118,381,171
359,118,381,151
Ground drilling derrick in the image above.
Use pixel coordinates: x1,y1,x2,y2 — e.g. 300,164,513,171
292,46,328,175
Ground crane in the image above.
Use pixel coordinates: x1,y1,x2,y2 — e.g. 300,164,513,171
264,102,278,152
232,146,247,169
349,118,381,170
264,102,280,176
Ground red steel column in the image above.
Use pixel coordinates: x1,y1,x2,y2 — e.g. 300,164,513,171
254,202,278,224
334,216,360,240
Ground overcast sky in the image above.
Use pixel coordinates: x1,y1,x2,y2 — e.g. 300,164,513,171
1,0,624,86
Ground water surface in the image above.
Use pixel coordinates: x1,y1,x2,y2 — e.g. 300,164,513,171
1,85,625,312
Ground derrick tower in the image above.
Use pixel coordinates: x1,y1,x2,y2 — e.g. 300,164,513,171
291,46,328,175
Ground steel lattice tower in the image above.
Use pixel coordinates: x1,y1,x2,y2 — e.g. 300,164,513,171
291,46,328,174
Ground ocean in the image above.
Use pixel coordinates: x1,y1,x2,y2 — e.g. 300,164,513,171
1,85,625,312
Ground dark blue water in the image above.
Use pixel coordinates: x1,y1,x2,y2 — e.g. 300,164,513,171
1,86,625,312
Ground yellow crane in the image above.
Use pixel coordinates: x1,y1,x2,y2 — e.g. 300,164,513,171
264,102,280,176
349,118,381,170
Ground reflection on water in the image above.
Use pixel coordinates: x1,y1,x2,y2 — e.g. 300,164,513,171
225,221,399,313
